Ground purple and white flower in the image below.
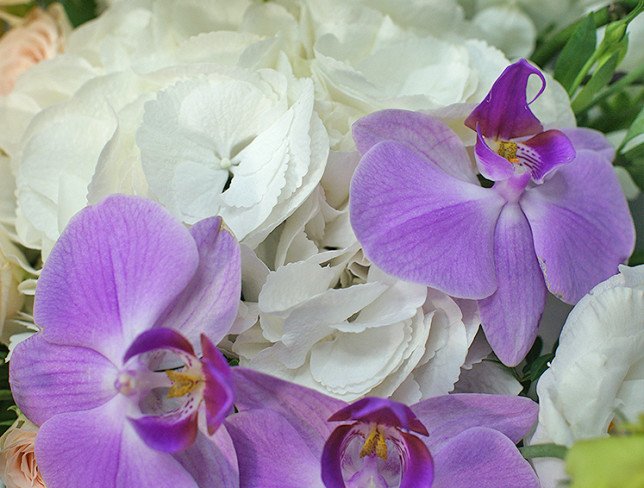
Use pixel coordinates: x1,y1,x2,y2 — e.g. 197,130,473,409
226,368,540,488
349,59,635,365
9,195,241,487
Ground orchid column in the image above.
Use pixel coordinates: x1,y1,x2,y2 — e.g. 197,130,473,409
350,59,635,365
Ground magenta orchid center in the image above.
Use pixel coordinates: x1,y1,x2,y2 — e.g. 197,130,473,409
321,398,434,488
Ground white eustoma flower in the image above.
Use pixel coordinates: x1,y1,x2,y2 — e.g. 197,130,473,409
530,265,644,487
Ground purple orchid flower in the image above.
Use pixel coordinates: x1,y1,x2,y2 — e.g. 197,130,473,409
349,59,635,365
225,368,540,488
9,195,241,488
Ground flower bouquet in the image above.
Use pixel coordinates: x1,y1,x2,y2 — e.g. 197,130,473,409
0,1,642,487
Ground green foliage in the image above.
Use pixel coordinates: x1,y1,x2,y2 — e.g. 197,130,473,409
554,15,596,94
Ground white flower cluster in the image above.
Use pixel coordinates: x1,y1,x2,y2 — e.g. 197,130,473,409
0,0,526,402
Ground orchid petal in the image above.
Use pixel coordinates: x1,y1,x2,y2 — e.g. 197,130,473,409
173,428,239,488
433,427,539,488
465,59,545,140
158,217,241,348
521,150,635,303
399,432,434,488
34,195,199,364
9,334,117,425
562,127,614,161
35,398,199,488
411,394,537,453
226,409,322,488
201,335,234,435
129,410,199,453
479,204,547,366
517,129,575,183
329,397,428,436
350,140,504,299
352,109,478,184
474,128,515,181
231,368,345,458
321,424,353,488
123,327,195,364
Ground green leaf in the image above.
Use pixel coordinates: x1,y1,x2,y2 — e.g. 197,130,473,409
554,14,596,95
621,106,644,152
572,51,621,113
566,436,644,488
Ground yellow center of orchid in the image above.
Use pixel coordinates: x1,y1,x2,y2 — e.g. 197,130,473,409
360,426,388,460
166,370,203,398
497,140,519,163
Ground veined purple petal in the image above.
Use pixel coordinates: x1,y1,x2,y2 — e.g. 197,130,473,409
201,335,234,435
173,427,239,488
225,409,323,488
432,428,539,488
521,149,635,303
465,59,545,140
329,398,428,436
399,432,434,488
474,128,516,182
123,327,195,363
352,110,478,184
562,127,614,161
321,424,353,488
232,368,345,458
129,410,199,453
158,217,241,349
410,394,537,453
34,195,199,364
35,397,199,488
10,334,117,425
479,204,547,366
517,129,575,183
350,140,505,299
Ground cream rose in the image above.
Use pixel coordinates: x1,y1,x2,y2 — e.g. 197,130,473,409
0,5,69,96
0,418,44,488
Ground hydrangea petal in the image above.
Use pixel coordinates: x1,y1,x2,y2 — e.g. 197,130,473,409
350,140,504,298
35,398,199,488
226,409,322,488
479,204,547,366
352,109,477,184
158,217,241,348
10,334,117,425
517,129,575,183
465,59,544,140
411,394,537,452
34,195,199,363
521,150,635,303
231,368,345,457
433,427,539,488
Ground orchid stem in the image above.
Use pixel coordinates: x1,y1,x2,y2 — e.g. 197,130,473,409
532,0,640,66
519,443,568,460
578,63,644,117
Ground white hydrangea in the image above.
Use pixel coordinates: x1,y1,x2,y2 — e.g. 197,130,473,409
530,265,644,487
